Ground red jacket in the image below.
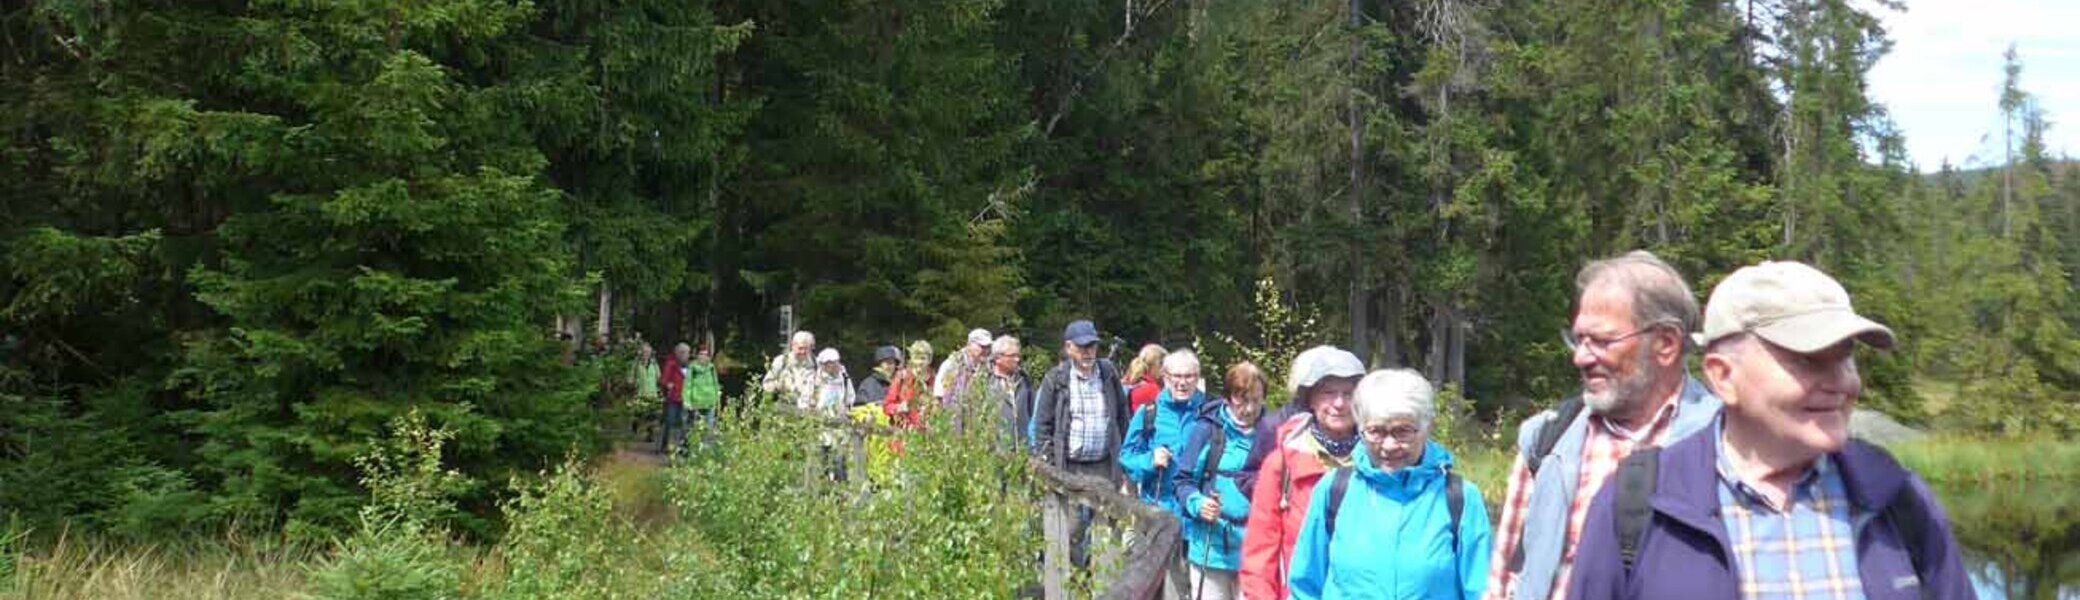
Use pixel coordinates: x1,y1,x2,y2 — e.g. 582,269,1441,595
1238,416,1352,600
1127,377,1162,415
659,356,686,406
882,367,931,429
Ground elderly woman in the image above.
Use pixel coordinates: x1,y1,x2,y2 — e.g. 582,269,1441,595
1286,369,1491,600
1237,346,1367,600
1171,361,1270,600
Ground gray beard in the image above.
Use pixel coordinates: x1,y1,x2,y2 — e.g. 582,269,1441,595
1586,349,1657,417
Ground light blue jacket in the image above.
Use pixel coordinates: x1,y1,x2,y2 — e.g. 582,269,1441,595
1119,388,1205,513
1288,441,1491,600
1171,404,1254,571
1508,375,1720,600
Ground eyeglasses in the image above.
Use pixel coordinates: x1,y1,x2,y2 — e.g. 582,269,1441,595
1361,424,1423,444
1561,323,1668,357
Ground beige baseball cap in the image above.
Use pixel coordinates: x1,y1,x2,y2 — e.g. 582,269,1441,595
1699,260,1896,353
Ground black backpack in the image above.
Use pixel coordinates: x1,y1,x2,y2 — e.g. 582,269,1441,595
1608,443,1939,600
1322,465,1466,558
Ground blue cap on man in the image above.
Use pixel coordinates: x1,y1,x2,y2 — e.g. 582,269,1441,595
1063,320,1100,346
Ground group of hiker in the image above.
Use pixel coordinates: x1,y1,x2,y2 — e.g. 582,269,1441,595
1020,252,1973,600
626,249,1975,600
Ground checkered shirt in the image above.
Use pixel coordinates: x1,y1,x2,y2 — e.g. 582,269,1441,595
1484,399,1680,600
1715,425,1866,600
1064,365,1111,462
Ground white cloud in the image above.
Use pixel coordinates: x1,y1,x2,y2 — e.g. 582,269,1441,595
1865,0,2080,168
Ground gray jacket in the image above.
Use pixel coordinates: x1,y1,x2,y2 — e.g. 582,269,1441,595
1508,374,1721,600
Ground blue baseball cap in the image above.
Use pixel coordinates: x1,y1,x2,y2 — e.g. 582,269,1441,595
1063,320,1100,346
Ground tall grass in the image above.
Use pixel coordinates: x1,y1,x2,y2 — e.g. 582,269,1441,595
1889,435,2079,484
5,527,317,600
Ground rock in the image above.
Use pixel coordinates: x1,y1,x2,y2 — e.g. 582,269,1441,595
1851,409,1927,447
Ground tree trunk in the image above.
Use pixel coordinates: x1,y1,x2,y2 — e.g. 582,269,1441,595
1346,0,1370,363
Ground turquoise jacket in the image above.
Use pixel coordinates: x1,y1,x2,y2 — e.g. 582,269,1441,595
1171,404,1255,571
1288,440,1491,600
1118,388,1205,514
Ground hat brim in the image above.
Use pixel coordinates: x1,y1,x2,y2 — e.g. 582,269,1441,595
1752,309,1896,354
1067,335,1100,346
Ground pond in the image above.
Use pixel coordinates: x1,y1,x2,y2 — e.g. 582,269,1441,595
1934,479,2079,599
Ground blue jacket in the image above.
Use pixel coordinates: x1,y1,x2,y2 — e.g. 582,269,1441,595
1119,388,1206,513
1566,425,1976,600
1171,403,1255,571
1288,441,1491,600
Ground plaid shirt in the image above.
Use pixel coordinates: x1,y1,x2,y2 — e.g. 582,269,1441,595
1715,424,1865,600
1064,365,1111,462
1484,397,1681,600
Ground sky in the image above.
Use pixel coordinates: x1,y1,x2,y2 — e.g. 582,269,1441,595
1864,0,2080,171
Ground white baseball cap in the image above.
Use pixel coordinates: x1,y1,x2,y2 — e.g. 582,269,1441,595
1699,260,1896,353
1289,346,1365,395
816,348,842,364
967,328,994,347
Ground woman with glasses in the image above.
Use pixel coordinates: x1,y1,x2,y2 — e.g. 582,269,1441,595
1171,361,1269,600
1237,346,1367,600
1285,369,1492,600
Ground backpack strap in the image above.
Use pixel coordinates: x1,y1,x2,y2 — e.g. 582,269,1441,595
1526,397,1585,476
1324,467,1355,543
1508,396,1586,572
1445,468,1464,553
1198,424,1226,488
1614,446,1661,571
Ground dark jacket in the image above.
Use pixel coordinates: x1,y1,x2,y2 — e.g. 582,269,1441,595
1567,429,1975,600
1237,402,1307,497
1030,358,1127,476
984,369,1036,451
857,370,893,409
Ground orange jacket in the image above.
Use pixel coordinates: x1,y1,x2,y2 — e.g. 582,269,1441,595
882,367,931,429
1238,416,1353,600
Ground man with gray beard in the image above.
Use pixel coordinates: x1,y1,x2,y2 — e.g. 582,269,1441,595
1480,251,1724,600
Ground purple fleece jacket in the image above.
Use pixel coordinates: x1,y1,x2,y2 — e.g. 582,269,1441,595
1567,427,1976,600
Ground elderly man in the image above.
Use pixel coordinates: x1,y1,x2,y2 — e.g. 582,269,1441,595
1567,260,1972,599
761,330,821,410
981,336,1034,451
1484,251,1723,600
1031,319,1129,572
936,328,994,408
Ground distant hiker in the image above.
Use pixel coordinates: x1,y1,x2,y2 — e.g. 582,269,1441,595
1123,343,1168,414
1236,345,1364,600
684,343,722,452
981,336,1035,451
1031,319,1128,571
883,340,934,429
1171,361,1270,600
1286,369,1492,600
659,342,692,454
1483,251,1720,600
935,328,994,424
858,345,902,410
629,342,661,438
762,330,820,411
813,347,855,482
1567,261,1973,600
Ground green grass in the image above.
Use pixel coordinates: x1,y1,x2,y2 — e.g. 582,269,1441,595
1889,435,2079,484
1455,445,1515,513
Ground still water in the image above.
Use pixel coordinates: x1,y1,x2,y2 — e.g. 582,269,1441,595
1937,479,2078,599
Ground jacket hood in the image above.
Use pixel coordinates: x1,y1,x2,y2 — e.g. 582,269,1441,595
1353,439,1455,496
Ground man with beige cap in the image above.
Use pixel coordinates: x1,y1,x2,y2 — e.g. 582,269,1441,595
1566,260,1972,599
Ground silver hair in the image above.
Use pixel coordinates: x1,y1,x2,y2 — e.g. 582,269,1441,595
791,330,816,347
1576,250,1701,357
1352,369,1437,431
991,335,1021,355
1161,348,1201,374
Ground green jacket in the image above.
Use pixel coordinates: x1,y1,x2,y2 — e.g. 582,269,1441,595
683,361,721,410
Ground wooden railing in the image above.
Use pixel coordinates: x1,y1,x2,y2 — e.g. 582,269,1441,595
1028,457,1182,600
